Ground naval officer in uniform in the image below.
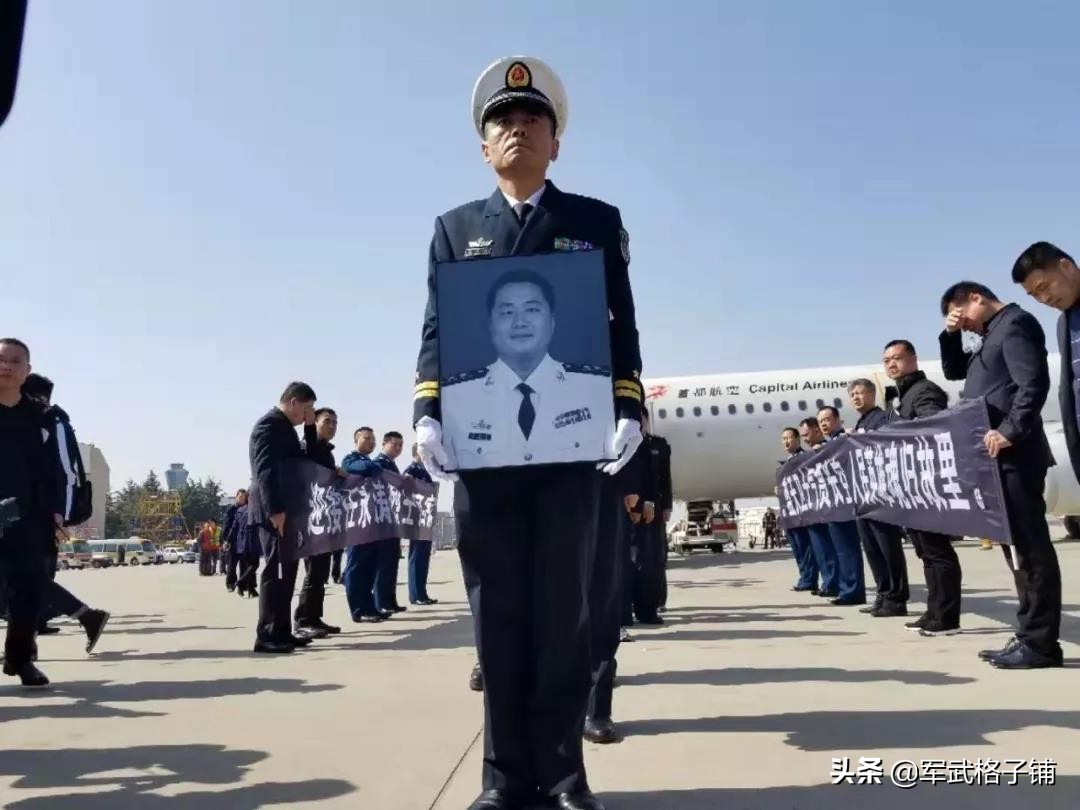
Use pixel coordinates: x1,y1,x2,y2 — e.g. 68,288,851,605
413,56,644,810
442,269,615,470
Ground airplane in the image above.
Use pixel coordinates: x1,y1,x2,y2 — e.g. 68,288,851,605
644,354,1080,538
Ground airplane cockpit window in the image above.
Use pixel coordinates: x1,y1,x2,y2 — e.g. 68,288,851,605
710,405,719,416
780,401,790,411
676,407,685,418
745,404,755,414
763,402,772,412
728,404,737,415
693,406,702,417
658,408,667,419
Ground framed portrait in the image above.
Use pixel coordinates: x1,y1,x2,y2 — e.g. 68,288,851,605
435,250,617,472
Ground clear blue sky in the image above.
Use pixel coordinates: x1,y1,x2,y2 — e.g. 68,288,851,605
3,1,1078,494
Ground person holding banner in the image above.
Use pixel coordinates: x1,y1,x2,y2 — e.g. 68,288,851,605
247,381,321,654
883,340,962,636
816,407,866,606
778,428,819,593
403,444,438,606
412,55,644,810
797,417,840,598
341,427,387,623
372,432,407,615
939,281,1062,669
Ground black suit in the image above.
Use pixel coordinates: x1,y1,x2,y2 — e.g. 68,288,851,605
247,408,307,644
1056,311,1080,484
413,181,643,798
940,304,1062,655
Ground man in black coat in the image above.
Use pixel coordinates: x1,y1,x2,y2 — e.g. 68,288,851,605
939,282,1062,668
848,378,909,618
247,381,320,654
412,56,644,810
883,340,962,636
1012,241,1080,485
585,406,655,746
294,407,343,637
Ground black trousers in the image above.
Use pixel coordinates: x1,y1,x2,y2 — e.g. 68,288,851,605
295,552,332,624
632,520,665,621
1000,462,1061,655
40,552,84,623
256,530,298,643
908,529,961,626
237,553,259,595
457,463,599,798
224,545,239,589
331,548,343,581
587,475,627,721
856,519,909,605
621,522,636,627
1,527,45,669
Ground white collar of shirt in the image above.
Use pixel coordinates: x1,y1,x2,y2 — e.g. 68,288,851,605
490,354,560,392
501,184,546,211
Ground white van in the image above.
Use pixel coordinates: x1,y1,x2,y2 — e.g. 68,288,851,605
89,539,154,567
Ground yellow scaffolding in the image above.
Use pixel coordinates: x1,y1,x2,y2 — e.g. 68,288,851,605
133,491,188,544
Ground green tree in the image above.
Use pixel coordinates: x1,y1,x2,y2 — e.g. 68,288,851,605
104,479,141,538
142,470,162,494
180,477,225,529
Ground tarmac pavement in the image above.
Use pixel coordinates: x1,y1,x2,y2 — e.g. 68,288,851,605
2,536,1079,809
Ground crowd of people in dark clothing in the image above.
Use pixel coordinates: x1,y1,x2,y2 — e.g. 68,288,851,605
780,242,1080,671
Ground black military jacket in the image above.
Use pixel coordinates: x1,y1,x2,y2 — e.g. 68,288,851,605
413,180,643,426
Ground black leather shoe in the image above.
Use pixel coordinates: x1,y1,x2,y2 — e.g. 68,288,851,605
636,615,663,626
979,635,1020,661
469,662,484,692
466,789,516,810
619,628,634,643
809,588,820,596
37,624,61,635
918,621,960,637
556,790,605,810
831,597,866,606
904,613,930,632
353,612,386,623
990,641,1063,670
860,596,884,614
377,609,394,619
253,640,294,654
314,620,341,634
583,717,618,744
295,624,329,640
818,591,839,598
288,634,313,647
3,661,50,687
411,598,439,605
389,604,407,613
871,601,908,618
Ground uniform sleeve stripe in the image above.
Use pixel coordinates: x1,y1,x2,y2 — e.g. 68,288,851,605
414,390,440,401
414,382,440,392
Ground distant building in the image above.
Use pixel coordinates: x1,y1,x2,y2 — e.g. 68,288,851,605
76,442,109,540
165,463,189,491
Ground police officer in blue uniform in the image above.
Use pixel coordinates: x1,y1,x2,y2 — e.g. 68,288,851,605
413,55,644,810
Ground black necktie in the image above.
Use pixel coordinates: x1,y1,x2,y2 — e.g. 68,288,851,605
515,202,533,224
516,382,535,439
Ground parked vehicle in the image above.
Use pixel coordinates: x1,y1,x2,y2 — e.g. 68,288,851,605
140,540,164,564
88,540,120,568
122,540,153,566
163,547,184,564
57,541,91,570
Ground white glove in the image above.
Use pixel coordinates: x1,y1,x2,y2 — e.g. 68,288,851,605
415,416,459,483
600,418,643,476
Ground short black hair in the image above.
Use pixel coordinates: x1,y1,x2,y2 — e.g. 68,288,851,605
314,408,337,419
798,417,820,431
781,426,799,438
0,337,30,361
383,431,403,443
487,269,556,316
22,373,54,402
939,281,999,316
818,405,840,419
279,381,317,405
1011,241,1076,283
884,339,916,357
353,426,374,441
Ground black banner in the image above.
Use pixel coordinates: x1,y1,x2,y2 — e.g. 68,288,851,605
282,460,439,562
776,398,1012,542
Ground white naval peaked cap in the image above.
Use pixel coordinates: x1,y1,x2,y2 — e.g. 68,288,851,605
471,56,568,139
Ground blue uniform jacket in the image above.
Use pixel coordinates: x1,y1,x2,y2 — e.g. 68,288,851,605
341,451,381,477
